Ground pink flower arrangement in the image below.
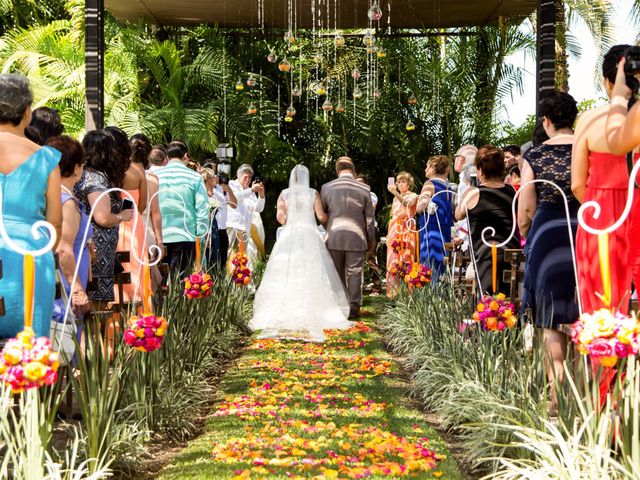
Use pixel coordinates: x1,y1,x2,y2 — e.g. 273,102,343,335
570,309,640,367
403,262,432,288
183,272,214,299
231,252,251,286
123,313,168,352
390,239,405,254
388,259,409,279
0,327,59,393
473,294,517,332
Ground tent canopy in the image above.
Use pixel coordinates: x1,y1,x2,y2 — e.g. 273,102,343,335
105,0,537,29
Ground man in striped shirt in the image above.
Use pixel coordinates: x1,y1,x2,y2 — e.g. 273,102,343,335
154,141,209,278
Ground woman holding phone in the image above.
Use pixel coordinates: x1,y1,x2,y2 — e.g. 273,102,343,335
386,172,418,297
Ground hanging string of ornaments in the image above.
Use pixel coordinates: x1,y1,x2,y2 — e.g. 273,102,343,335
224,1,416,135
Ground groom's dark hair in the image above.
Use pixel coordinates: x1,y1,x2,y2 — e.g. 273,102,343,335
336,156,355,173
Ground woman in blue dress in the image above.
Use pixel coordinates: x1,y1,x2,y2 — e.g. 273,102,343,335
0,74,62,338
417,155,454,279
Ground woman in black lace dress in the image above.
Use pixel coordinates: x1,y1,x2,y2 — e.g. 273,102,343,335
518,91,579,413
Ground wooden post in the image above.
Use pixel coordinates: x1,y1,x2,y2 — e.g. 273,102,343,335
85,0,104,131
536,0,556,116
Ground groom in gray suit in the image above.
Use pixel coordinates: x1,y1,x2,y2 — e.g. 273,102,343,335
321,157,376,318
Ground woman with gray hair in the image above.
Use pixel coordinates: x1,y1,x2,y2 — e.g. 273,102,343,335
0,73,62,338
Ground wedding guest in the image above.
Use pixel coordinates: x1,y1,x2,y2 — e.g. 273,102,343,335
452,145,478,251
148,144,168,170
518,91,579,414
155,141,209,277
572,45,638,314
386,172,418,297
606,48,640,303
227,164,265,264
0,73,62,338
416,155,454,279
132,135,163,292
208,163,237,269
48,135,92,317
503,145,521,169
28,106,64,145
75,130,133,309
455,146,519,295
356,174,382,295
507,165,521,190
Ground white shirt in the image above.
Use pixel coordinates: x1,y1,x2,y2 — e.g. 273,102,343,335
209,185,228,229
226,179,265,232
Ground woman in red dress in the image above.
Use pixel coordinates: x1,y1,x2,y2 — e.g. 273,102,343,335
572,45,639,314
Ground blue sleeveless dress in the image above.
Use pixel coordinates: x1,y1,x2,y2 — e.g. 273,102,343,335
417,179,454,278
0,146,61,338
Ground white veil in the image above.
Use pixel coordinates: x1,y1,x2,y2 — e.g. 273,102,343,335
285,164,315,227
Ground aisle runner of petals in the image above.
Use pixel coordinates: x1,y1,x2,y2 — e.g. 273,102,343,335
211,321,445,479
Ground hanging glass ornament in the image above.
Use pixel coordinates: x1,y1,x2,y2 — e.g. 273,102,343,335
352,68,361,80
315,83,327,96
407,94,417,105
335,103,345,113
267,48,277,63
366,45,378,54
285,104,296,122
353,86,363,99
322,99,334,112
278,58,291,72
405,120,416,131
292,86,301,97
235,79,245,91
372,90,381,98
335,32,346,47
362,32,376,47
368,3,383,21
313,52,323,64
284,29,295,45
247,104,257,115
246,75,256,87
376,45,387,58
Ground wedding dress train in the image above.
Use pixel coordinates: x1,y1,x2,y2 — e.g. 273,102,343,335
250,165,351,342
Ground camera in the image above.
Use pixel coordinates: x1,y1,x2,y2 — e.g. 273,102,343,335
469,173,478,187
217,161,231,185
253,176,263,184
624,46,640,76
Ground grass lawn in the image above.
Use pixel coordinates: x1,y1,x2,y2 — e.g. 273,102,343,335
159,296,463,479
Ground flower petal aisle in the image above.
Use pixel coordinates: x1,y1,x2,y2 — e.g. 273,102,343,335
160,300,462,479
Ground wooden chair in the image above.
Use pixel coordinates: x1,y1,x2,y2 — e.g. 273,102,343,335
502,249,525,310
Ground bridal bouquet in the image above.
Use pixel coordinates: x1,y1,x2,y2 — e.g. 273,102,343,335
0,327,59,393
183,272,214,299
570,309,640,367
473,294,517,332
124,313,168,353
231,252,251,286
403,262,432,288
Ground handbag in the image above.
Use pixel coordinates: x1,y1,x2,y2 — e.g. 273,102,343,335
50,269,78,365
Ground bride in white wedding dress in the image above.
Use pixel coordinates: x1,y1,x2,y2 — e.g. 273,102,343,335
250,165,351,342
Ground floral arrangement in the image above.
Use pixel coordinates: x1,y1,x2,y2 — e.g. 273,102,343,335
390,239,405,254
183,272,214,299
473,294,517,332
403,262,432,288
0,327,59,393
570,309,640,367
388,258,409,279
124,313,168,352
231,252,251,286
